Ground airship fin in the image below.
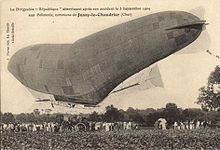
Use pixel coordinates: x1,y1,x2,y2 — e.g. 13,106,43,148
190,6,205,20
166,20,206,31
148,64,164,87
26,87,55,102
112,64,163,94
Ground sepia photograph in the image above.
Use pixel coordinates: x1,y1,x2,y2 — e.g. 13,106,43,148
1,0,220,149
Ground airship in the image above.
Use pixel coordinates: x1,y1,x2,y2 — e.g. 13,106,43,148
8,11,206,108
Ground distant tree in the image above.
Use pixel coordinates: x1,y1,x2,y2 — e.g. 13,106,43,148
0,112,2,121
39,114,54,123
164,103,181,125
126,107,145,124
129,112,144,124
165,103,178,110
181,108,204,121
206,111,220,122
33,109,40,116
145,111,164,127
143,108,156,115
16,113,27,123
127,107,135,112
26,113,36,123
2,113,15,124
119,110,129,122
197,66,220,111
88,111,101,122
103,105,124,122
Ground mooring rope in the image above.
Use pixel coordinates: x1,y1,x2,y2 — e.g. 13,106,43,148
206,50,220,60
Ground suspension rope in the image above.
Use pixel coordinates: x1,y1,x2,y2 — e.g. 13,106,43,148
206,50,220,60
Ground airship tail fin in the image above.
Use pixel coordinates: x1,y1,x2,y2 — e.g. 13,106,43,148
27,87,55,101
148,64,164,88
189,6,205,20
189,7,207,31
137,64,164,90
112,64,163,94
166,20,206,31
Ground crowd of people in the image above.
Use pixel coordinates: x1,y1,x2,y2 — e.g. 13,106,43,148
172,120,210,129
154,119,211,130
0,121,138,133
1,119,213,133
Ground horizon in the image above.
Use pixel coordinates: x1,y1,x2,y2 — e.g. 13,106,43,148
0,100,208,115
1,103,207,115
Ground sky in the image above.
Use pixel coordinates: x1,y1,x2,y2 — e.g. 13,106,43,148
1,0,219,114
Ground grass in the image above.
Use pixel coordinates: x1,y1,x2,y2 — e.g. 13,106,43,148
1,128,220,149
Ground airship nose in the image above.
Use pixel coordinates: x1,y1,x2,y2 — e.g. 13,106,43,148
8,47,28,81
8,52,18,77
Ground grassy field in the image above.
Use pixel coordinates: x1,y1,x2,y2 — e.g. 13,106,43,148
1,128,220,149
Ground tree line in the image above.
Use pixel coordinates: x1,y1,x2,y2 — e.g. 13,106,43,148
1,103,220,127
